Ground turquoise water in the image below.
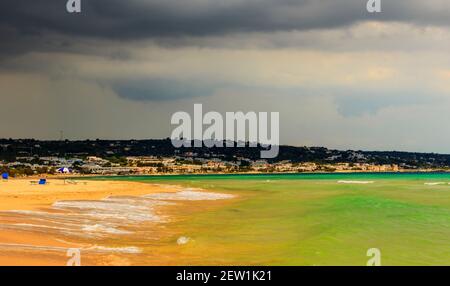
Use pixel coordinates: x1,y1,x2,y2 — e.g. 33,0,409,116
92,172,450,182
87,172,450,265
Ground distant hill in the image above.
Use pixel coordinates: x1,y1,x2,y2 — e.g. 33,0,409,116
1,138,450,169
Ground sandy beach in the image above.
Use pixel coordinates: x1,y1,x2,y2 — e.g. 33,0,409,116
0,178,176,211
0,179,198,266
0,178,238,266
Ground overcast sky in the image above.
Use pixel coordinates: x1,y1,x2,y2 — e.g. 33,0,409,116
1,0,450,152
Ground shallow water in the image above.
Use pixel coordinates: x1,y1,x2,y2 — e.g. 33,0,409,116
0,186,236,265
98,173,450,266
2,173,450,265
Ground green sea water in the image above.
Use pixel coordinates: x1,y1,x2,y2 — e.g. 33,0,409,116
94,173,450,265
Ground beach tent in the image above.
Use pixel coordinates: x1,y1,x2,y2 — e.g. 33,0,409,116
1,173,8,180
57,167,72,174
39,178,47,185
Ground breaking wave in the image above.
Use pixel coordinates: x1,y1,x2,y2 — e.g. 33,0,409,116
337,180,375,184
424,182,446,186
144,189,236,201
0,187,234,255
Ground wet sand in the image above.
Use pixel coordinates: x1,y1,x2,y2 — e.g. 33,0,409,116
0,179,175,211
0,179,235,266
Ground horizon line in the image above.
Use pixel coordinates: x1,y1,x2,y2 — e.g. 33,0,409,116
1,137,449,157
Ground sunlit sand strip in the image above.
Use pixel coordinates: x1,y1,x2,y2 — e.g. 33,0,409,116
152,184,185,190
0,208,148,237
0,243,142,254
0,210,126,232
0,223,132,239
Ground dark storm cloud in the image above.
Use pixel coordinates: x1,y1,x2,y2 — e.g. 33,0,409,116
1,0,449,103
1,0,450,44
1,0,358,41
1,0,449,61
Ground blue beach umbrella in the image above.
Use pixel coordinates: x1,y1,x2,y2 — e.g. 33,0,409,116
57,167,72,174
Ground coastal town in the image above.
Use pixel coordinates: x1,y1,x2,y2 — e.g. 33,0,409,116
0,154,404,176
1,139,447,177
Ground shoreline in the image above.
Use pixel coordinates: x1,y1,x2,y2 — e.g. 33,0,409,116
0,178,237,266
6,169,450,181
0,174,448,266
0,178,181,211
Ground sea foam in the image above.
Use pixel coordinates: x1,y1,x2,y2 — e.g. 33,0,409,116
424,182,446,186
0,187,235,255
144,189,235,201
337,180,374,184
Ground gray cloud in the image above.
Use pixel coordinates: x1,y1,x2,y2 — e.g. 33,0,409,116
110,79,218,101
1,0,450,61
1,0,362,41
2,0,450,152
1,1,450,49
333,88,436,117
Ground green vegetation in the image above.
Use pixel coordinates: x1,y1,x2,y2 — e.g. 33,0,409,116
0,166,56,177
3,138,450,168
